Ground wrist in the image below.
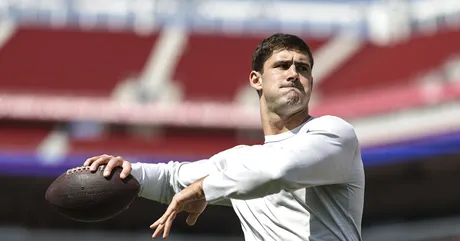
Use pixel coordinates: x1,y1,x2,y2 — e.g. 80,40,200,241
130,163,143,184
195,176,207,200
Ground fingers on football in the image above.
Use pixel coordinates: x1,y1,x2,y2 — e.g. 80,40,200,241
89,154,111,172
83,155,100,167
104,156,123,177
120,161,132,179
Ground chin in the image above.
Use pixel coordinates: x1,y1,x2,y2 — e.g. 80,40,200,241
285,95,302,106
277,98,302,112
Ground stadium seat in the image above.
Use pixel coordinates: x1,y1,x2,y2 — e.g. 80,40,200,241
318,28,460,96
0,26,159,96
0,121,53,151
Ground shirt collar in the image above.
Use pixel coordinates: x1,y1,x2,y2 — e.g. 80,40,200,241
264,116,314,143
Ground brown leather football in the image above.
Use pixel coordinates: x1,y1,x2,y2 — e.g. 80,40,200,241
45,165,140,222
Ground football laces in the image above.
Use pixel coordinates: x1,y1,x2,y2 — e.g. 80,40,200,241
66,165,105,175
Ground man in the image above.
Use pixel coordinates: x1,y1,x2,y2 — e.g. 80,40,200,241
84,33,365,240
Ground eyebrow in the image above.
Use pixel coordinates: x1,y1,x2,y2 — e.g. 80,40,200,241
273,60,311,68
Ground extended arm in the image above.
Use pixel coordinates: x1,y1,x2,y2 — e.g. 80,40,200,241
131,159,216,205
131,146,248,205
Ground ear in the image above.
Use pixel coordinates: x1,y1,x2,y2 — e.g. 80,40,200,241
249,71,263,92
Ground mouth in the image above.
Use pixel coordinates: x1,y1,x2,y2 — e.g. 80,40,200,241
282,86,301,95
281,85,297,89
281,86,299,91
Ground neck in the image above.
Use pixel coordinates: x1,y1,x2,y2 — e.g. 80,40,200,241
260,103,310,136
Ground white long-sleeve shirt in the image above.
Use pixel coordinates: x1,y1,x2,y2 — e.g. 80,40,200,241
131,115,365,241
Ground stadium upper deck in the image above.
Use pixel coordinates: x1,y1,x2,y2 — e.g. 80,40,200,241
0,0,459,164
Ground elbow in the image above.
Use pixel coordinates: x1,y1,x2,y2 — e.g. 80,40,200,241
269,162,295,188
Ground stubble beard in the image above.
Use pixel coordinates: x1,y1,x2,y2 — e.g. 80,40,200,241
268,92,303,117
285,91,301,106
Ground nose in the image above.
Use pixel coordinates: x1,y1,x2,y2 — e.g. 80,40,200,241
286,64,299,82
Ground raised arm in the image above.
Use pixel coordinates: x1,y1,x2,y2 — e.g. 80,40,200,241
203,119,359,202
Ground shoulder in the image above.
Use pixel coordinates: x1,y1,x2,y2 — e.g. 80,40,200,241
309,115,353,128
224,145,252,153
210,144,252,160
306,115,357,141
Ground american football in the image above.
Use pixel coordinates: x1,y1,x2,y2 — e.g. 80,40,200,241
45,165,140,222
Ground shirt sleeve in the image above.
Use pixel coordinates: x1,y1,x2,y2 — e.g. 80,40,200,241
202,118,360,202
130,145,248,205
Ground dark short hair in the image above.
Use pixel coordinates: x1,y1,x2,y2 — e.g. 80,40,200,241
252,33,314,73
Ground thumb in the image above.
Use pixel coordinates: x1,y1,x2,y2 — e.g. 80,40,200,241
186,213,201,226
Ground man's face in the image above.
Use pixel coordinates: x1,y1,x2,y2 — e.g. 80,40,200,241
256,49,313,115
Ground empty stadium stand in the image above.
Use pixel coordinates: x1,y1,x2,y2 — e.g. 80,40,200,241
0,27,159,96
318,28,460,96
0,26,459,158
2,27,459,105
0,120,53,151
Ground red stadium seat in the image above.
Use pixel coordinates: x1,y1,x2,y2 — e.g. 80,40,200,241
0,27,159,96
318,28,460,96
0,121,53,151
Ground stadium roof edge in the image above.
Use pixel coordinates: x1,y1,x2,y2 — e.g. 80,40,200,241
0,0,459,42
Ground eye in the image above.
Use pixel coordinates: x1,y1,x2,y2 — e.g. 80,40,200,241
277,63,290,69
296,65,309,73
